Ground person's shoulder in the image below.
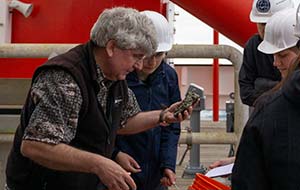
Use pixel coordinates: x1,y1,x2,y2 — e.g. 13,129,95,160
161,62,178,81
162,62,177,74
255,89,285,116
245,34,261,48
282,69,300,105
35,68,73,81
126,71,139,82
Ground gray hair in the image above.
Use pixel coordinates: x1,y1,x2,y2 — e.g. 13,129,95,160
90,7,157,56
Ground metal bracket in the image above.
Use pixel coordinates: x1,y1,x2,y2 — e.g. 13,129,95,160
177,127,192,166
0,0,12,43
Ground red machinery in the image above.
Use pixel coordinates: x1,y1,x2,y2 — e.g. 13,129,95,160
0,0,256,78
172,0,256,47
0,0,165,78
0,0,257,121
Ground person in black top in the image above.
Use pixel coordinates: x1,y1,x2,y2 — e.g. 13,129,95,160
239,0,293,106
210,0,294,171
232,8,300,189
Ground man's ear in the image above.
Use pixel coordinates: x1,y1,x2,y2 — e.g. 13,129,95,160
106,40,116,57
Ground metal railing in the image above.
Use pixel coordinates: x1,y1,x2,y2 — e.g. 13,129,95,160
0,43,248,187
167,44,248,147
0,43,248,143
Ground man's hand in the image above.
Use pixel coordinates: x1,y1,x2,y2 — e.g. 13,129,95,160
119,99,198,135
160,168,176,187
160,100,198,125
93,156,137,190
115,151,141,173
21,141,136,190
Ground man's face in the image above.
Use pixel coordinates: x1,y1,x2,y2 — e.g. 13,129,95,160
137,52,166,78
107,46,146,81
273,47,299,78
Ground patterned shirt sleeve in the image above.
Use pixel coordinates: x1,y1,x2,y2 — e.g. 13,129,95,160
23,69,82,145
120,88,141,127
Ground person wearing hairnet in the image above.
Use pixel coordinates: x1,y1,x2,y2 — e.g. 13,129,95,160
114,11,180,190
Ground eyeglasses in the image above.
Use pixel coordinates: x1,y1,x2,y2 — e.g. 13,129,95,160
132,53,146,63
120,48,146,63
144,52,166,61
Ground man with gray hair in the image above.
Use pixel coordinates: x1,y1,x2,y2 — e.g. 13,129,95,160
5,7,193,190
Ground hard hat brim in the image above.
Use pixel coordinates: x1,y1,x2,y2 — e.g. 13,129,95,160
156,43,172,52
250,11,268,23
258,40,297,54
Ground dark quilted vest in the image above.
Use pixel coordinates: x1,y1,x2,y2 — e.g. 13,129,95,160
6,41,128,190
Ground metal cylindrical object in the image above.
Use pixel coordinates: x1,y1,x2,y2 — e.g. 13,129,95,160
189,110,201,168
0,134,14,143
0,43,248,147
179,132,237,145
0,44,77,58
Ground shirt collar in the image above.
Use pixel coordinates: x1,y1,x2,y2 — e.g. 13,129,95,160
95,64,114,89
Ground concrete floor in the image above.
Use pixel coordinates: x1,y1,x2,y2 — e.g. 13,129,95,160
169,120,232,190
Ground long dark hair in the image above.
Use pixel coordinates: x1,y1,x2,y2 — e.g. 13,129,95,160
271,50,300,92
253,48,300,106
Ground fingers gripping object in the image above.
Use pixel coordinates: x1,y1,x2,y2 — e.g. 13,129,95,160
173,90,200,117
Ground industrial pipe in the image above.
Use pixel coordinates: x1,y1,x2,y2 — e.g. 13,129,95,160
213,30,219,121
0,134,14,143
0,132,237,145
0,43,77,58
0,43,248,145
179,131,237,145
168,44,248,146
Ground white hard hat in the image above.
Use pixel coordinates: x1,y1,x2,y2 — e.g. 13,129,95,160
294,2,300,38
258,8,299,54
250,0,294,23
141,10,173,52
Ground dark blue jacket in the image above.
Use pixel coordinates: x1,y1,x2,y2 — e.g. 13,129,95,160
115,61,181,190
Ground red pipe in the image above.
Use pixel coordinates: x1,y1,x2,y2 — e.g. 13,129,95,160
213,30,219,121
171,0,256,47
